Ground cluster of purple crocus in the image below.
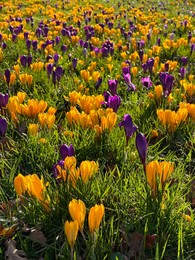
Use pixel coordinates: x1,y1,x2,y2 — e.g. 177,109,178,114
102,80,121,112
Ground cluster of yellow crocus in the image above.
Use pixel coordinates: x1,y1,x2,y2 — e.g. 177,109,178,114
6,92,56,128
179,102,195,121
30,62,44,72
146,161,174,196
180,80,195,97
80,69,101,83
14,173,49,208
157,107,188,132
65,199,105,251
68,91,104,113
19,73,33,87
56,156,98,186
66,106,117,134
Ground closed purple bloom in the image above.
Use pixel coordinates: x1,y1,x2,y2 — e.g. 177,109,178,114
47,63,54,78
136,132,148,171
0,117,8,136
159,72,174,97
20,55,28,67
32,40,38,51
60,144,74,160
147,58,154,74
108,79,118,95
54,53,60,63
72,58,78,69
119,114,138,145
122,67,136,91
138,50,144,62
55,66,63,82
95,77,102,90
12,33,17,42
181,57,188,66
4,69,10,86
61,44,67,53
26,39,31,51
142,63,148,73
0,93,9,108
179,67,186,79
55,36,61,45
141,76,152,89
27,55,32,67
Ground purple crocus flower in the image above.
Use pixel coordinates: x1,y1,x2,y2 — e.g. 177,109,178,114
72,58,78,70
159,72,174,97
26,39,31,51
46,63,54,79
122,67,136,91
118,114,138,145
27,55,32,66
0,93,9,108
60,144,74,160
32,40,38,51
181,57,188,66
136,132,148,172
105,95,121,112
108,79,118,95
141,76,153,89
0,117,8,136
95,77,102,90
20,55,28,67
55,66,63,82
61,44,67,53
142,63,148,73
4,69,10,86
179,67,186,79
138,50,144,62
53,53,60,63
103,91,110,102
147,58,154,74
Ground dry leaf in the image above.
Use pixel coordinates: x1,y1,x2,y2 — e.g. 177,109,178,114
5,240,28,260
30,229,47,246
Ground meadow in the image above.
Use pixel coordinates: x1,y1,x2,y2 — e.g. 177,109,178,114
0,0,195,259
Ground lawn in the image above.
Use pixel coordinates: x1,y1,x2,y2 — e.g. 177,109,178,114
0,0,195,259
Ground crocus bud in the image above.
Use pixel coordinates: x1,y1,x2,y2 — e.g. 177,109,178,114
0,93,9,108
136,132,148,172
68,199,86,232
108,79,118,96
64,220,79,248
118,114,138,145
0,117,8,136
88,204,105,234
4,69,10,86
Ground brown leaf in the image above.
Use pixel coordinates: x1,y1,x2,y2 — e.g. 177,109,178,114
30,228,47,246
5,240,28,260
126,232,144,258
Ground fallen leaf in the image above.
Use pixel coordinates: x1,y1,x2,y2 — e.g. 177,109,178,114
5,240,28,260
30,228,47,246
